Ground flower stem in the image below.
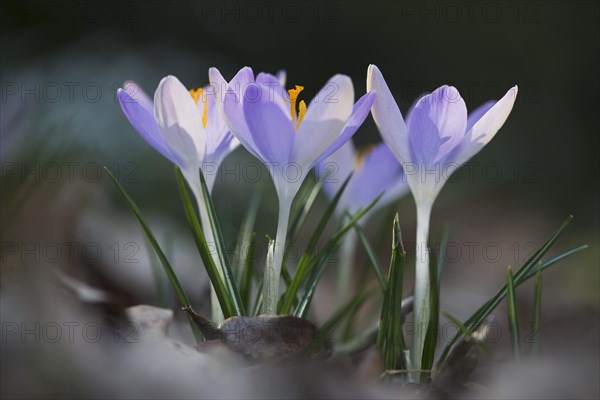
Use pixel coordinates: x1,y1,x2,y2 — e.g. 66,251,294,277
263,199,292,315
413,200,433,374
191,184,224,324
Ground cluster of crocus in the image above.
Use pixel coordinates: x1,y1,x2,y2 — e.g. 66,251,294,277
118,64,517,370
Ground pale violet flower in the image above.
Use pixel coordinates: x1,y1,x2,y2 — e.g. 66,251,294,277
367,65,518,204
117,76,240,193
367,64,518,372
318,140,409,217
118,73,250,323
210,66,375,314
318,139,409,302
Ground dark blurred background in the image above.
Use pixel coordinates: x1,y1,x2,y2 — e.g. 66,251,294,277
1,1,599,397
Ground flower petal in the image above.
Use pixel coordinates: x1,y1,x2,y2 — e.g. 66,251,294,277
453,86,518,166
303,74,354,124
314,91,375,165
276,70,286,86
203,88,232,155
294,75,355,168
289,75,353,170
466,100,495,132
242,83,295,165
210,67,264,160
318,139,355,200
208,66,254,105
351,143,408,211
407,85,467,165
154,75,205,168
223,88,264,161
367,64,411,166
117,81,177,165
255,72,289,116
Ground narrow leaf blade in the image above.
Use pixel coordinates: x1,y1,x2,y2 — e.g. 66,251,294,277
506,266,520,360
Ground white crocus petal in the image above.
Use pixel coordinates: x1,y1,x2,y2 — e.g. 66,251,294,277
454,86,518,166
210,67,264,162
208,67,236,140
276,70,286,87
301,74,354,124
208,67,227,108
367,65,411,166
154,75,206,168
294,75,354,169
203,90,229,155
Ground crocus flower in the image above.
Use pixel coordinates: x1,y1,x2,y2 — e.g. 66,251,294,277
118,74,248,323
210,66,375,314
318,140,409,216
367,64,518,372
117,76,240,193
318,139,409,302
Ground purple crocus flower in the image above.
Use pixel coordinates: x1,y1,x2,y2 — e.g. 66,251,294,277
318,140,409,217
367,65,518,204
367,64,518,372
210,66,375,314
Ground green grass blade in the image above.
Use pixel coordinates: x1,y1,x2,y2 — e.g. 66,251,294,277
378,214,407,372
295,218,345,318
532,262,543,356
294,239,340,318
145,240,171,308
442,312,472,339
174,168,237,318
436,216,578,367
252,239,273,316
231,187,261,311
422,228,446,374
195,168,245,315
353,221,386,291
438,244,586,368
104,167,202,342
280,192,384,315
288,173,327,240
316,288,371,352
521,245,587,281
234,188,262,281
506,266,520,360
240,232,257,311
252,280,263,317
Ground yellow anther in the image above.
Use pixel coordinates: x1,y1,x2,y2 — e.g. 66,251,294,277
296,100,307,129
287,85,304,122
189,88,202,103
189,88,208,128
